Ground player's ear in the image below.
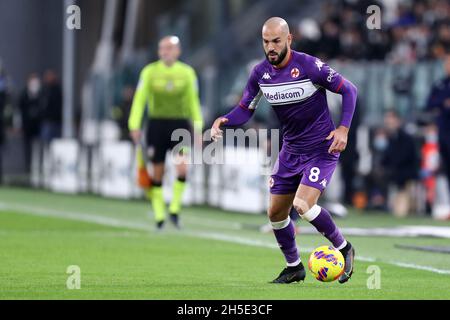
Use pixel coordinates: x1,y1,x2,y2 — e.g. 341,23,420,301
287,33,293,46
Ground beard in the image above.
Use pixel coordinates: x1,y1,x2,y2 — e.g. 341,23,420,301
265,44,288,66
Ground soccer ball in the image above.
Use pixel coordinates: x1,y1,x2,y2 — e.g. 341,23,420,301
308,245,345,282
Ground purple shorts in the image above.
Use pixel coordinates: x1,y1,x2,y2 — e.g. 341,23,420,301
269,147,340,194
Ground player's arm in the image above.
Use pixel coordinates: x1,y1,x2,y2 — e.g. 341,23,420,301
306,55,358,153
211,69,261,141
128,67,151,144
186,67,204,134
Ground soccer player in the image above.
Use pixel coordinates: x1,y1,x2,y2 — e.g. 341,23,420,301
129,36,203,230
211,17,357,284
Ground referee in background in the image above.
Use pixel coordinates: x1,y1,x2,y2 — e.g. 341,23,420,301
128,36,203,230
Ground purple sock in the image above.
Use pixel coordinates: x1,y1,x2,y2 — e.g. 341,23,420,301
303,206,346,249
271,217,300,266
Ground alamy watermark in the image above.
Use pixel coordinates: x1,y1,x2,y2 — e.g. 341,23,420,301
366,265,381,289
366,5,381,30
66,265,81,289
66,5,81,30
168,128,280,176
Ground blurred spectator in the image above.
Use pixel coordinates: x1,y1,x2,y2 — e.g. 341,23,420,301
426,54,450,199
292,18,321,57
366,29,391,60
388,25,418,63
340,100,361,205
300,0,450,62
340,27,366,60
40,70,62,144
381,110,420,217
367,127,389,211
420,123,440,215
430,21,450,59
19,73,42,172
318,19,341,60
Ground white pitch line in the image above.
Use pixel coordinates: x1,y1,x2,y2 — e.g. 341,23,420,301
0,202,150,231
387,261,450,275
1,201,450,275
184,230,280,249
182,216,243,230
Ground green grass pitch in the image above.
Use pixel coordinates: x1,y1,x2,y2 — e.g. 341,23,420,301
0,187,450,299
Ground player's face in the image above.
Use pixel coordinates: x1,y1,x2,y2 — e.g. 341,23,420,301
264,41,288,65
158,40,181,66
262,29,291,66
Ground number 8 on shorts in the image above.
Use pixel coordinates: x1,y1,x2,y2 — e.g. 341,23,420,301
308,167,321,182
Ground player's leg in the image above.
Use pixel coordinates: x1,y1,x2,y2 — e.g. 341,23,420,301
146,119,171,229
150,161,166,229
268,192,306,283
294,184,347,249
297,156,355,283
167,119,192,228
268,152,306,283
268,193,297,263
169,154,188,228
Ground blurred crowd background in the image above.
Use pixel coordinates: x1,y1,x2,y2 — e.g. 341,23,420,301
1,0,450,218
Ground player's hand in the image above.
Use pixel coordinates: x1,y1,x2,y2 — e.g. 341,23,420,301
130,130,142,145
326,126,349,154
211,117,228,142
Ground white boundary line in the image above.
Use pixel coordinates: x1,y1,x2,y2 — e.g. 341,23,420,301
1,202,450,275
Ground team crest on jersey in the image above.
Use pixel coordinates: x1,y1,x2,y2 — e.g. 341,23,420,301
290,68,300,79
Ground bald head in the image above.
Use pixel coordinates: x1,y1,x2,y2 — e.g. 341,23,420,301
160,36,180,47
262,17,292,66
262,17,290,37
158,35,181,66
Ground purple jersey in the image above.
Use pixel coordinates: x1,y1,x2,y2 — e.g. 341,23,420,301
238,50,348,154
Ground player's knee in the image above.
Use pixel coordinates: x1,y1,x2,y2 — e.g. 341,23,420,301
294,198,322,221
267,206,277,220
293,197,310,216
267,205,285,221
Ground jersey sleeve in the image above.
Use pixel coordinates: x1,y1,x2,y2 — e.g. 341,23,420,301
303,54,345,93
185,67,204,133
128,67,151,131
303,54,358,128
223,67,261,127
238,67,262,110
